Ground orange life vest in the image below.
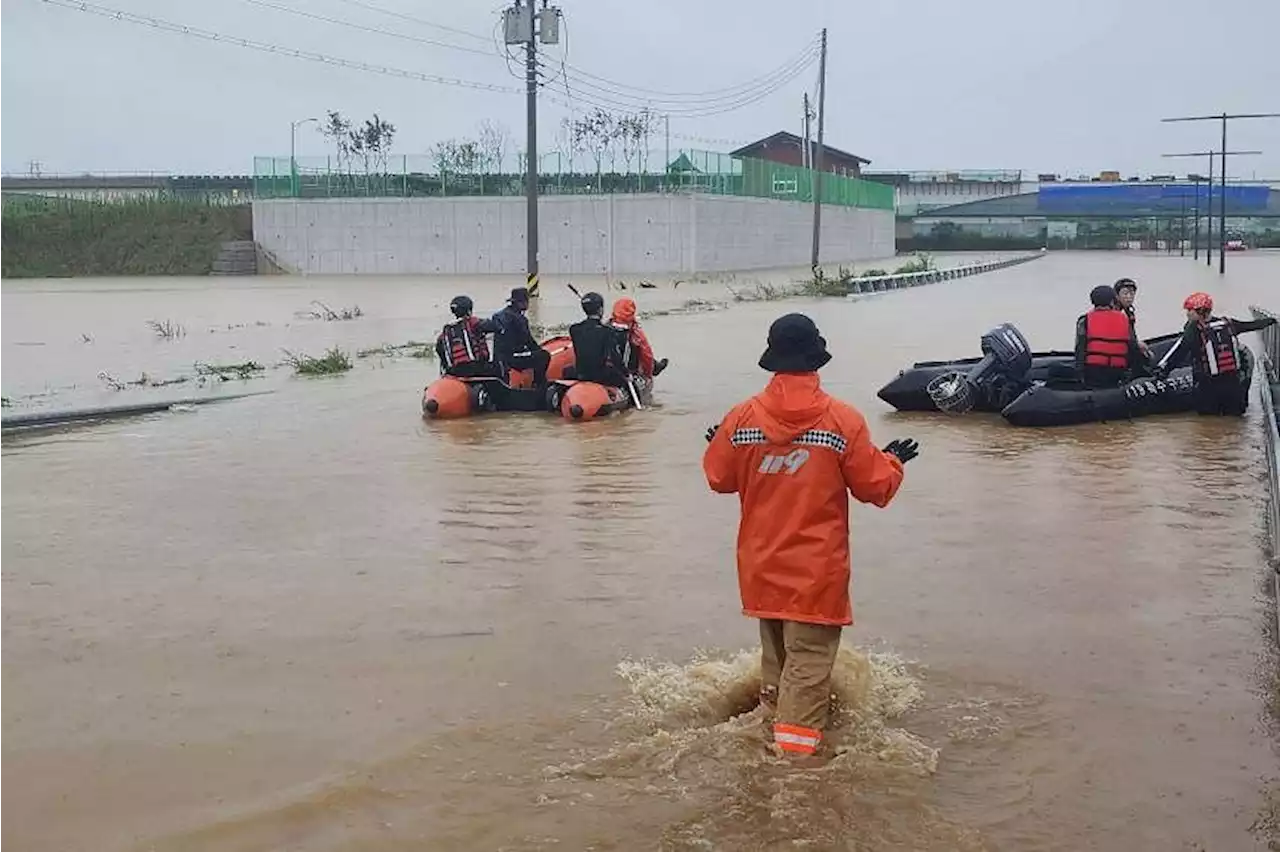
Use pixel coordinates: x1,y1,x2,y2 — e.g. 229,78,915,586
1198,318,1240,376
1083,309,1131,369
440,317,490,367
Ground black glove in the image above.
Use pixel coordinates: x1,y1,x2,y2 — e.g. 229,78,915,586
883,438,920,464
705,424,719,443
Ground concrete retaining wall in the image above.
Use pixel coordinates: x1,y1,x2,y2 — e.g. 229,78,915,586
252,194,894,276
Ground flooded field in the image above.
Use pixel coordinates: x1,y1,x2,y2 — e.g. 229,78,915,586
4,251,1280,851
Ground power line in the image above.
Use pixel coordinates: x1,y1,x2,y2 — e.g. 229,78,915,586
541,58,816,118
553,21,821,101
237,0,496,59
42,0,522,94
330,0,493,44
539,45,818,111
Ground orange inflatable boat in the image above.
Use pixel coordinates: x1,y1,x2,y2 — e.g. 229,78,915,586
549,374,655,421
422,336,575,419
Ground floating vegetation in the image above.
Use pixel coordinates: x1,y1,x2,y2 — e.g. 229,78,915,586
194,361,265,381
98,370,188,390
146,319,186,339
893,253,936,274
304,301,363,321
802,267,852,297
726,280,792,302
356,341,434,359
283,346,353,376
1,397,10,408
861,268,890,278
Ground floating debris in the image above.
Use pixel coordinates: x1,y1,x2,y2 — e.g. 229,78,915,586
356,341,434,359
283,346,353,376
194,361,265,381
301,300,363,321
146,319,186,339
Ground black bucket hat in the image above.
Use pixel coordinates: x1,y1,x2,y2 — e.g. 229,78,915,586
758,313,832,373
509,286,530,307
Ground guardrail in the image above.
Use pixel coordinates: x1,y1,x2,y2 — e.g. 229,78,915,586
1249,305,1280,640
842,252,1044,295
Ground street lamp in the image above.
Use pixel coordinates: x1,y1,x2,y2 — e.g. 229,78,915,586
290,117,318,197
1162,150,1261,265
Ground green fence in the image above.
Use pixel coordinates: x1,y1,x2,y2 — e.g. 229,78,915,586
251,148,894,211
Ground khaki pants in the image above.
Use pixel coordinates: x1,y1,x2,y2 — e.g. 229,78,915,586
759,619,842,755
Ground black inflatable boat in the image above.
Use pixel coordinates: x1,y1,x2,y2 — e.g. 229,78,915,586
1001,348,1254,427
877,325,1183,414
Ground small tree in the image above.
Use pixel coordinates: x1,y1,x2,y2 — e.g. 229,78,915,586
476,119,511,175
319,111,352,191
574,108,617,191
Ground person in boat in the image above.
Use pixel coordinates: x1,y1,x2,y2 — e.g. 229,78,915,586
434,295,500,379
1156,292,1277,416
1113,278,1152,360
489,287,550,388
608,297,669,379
702,313,918,762
1074,284,1147,389
568,291,629,386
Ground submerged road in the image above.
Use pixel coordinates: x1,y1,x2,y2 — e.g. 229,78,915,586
3,252,1279,851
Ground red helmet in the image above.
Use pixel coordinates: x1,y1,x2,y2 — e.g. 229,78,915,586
1183,292,1213,312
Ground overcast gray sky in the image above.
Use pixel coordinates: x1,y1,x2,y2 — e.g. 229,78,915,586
3,0,1278,178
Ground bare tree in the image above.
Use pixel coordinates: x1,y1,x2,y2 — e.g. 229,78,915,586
574,108,617,190
319,111,352,181
476,119,511,174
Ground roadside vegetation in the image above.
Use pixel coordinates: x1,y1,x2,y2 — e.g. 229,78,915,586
1,197,251,278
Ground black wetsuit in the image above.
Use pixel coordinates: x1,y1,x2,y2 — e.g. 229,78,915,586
569,317,629,386
490,304,550,386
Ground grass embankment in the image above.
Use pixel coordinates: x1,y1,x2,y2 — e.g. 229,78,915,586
1,197,252,278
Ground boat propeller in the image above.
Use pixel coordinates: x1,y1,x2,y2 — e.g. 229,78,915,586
927,323,1033,415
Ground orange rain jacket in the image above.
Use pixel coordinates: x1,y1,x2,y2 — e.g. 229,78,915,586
702,373,905,626
609,298,656,377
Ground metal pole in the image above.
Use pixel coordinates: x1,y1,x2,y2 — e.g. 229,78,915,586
809,27,827,272
1193,178,1200,260
524,0,540,297
1206,152,1213,267
290,123,297,198
802,93,811,170
1179,190,1185,256
1219,113,1227,275
664,114,670,175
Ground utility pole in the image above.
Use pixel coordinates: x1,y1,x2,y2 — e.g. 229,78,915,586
664,113,670,175
1161,111,1280,274
1162,148,1261,267
504,0,560,298
802,93,812,170
809,27,828,273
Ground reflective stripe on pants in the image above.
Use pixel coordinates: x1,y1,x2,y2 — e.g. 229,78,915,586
759,618,842,754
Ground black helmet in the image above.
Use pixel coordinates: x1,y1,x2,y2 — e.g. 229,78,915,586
1090,285,1116,308
580,291,604,316
1113,278,1137,296
449,295,474,318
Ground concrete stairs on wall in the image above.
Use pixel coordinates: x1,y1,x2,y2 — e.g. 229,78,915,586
211,240,258,275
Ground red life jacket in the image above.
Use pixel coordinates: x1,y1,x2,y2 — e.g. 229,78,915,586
1198,318,1239,375
440,317,490,367
1083,309,1131,369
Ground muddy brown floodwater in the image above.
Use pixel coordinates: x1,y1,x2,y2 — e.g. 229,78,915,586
4,252,1280,851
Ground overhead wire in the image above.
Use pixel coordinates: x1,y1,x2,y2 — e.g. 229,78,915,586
236,0,497,58
330,0,493,44
41,0,522,94
538,50,817,117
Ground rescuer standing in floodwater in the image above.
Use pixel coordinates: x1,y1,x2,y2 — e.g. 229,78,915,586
702,313,919,760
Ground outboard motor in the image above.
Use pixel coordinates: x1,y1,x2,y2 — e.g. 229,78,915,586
927,323,1032,414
